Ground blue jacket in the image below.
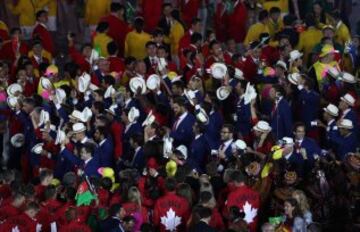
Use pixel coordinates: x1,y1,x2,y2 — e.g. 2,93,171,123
100,217,125,232
96,138,114,167
131,147,145,172
296,137,321,168
283,152,305,176
61,148,100,177
298,89,320,129
235,98,252,137
54,154,74,179
205,111,223,149
271,98,293,140
329,131,357,160
170,112,195,147
189,134,210,172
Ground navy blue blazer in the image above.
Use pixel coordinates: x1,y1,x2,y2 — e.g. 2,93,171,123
96,138,114,167
189,134,210,172
298,89,320,129
205,111,223,149
170,113,196,147
61,148,100,177
130,147,145,172
123,122,142,141
284,152,305,176
54,154,74,179
100,217,125,232
271,98,293,140
235,98,252,137
297,137,321,169
329,131,357,160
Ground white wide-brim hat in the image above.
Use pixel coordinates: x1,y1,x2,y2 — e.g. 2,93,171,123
232,139,247,150
253,120,272,133
289,50,303,62
78,72,91,93
340,93,355,107
216,86,231,100
323,103,339,117
210,63,227,79
339,72,357,84
338,119,353,129
7,83,23,96
327,66,340,78
40,77,53,90
72,122,86,133
287,73,300,85
129,77,147,94
10,133,25,148
128,107,140,123
7,96,18,109
142,110,155,127
55,88,66,104
146,74,161,90
39,110,50,126
234,68,244,80
31,143,44,154
55,129,66,145
175,145,188,160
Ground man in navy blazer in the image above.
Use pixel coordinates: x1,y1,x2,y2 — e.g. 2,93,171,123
170,97,195,148
270,85,293,140
293,122,321,169
94,126,114,167
60,142,100,177
339,94,358,135
329,119,357,161
280,137,305,177
297,79,320,130
218,124,235,161
189,122,210,173
99,204,126,232
129,133,145,172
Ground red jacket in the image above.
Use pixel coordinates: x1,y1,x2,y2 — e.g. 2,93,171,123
108,56,125,75
111,121,124,160
209,207,225,231
243,56,259,82
214,2,227,42
153,191,190,232
4,213,38,232
226,1,248,43
100,14,131,57
59,221,92,232
179,0,202,27
225,185,260,232
32,23,54,55
0,204,22,222
0,29,8,41
68,45,91,73
0,40,29,63
123,202,149,222
138,175,165,208
54,202,74,227
141,0,163,33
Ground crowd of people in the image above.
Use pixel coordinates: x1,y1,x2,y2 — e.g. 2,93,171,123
0,0,359,231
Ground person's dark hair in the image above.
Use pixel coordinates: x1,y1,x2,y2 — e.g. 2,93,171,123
223,124,234,134
303,76,315,90
304,13,316,27
293,122,306,132
229,206,245,222
194,121,206,133
283,14,297,26
125,56,137,66
197,206,212,219
109,203,123,216
96,22,109,33
162,3,172,11
10,27,21,35
93,101,105,114
230,170,244,183
145,41,157,48
36,10,47,20
190,32,202,44
172,96,186,107
259,10,269,21
107,41,118,55
25,201,40,211
191,18,201,26
103,75,115,86
273,84,286,97
65,187,77,200
165,177,177,192
123,215,136,223
285,198,303,217
110,2,124,13
270,7,281,15
22,97,36,107
39,169,53,183
64,62,80,79
81,43,92,53
172,80,185,90
134,17,145,33
94,89,105,97
130,133,144,146
152,28,164,37
96,114,109,125
96,126,108,138
44,185,57,200
82,142,96,156
199,191,213,204
209,40,220,50
101,177,113,191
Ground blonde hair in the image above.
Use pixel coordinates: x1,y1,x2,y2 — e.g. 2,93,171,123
292,190,310,214
128,186,142,207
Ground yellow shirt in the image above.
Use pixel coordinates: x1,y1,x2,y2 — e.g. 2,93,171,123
296,27,323,64
267,18,283,37
244,22,270,46
7,0,48,26
0,21,8,32
85,0,111,25
93,33,113,58
335,21,351,46
261,0,289,13
169,21,185,55
124,30,152,60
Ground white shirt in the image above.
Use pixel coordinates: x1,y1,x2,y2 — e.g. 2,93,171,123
99,138,107,147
